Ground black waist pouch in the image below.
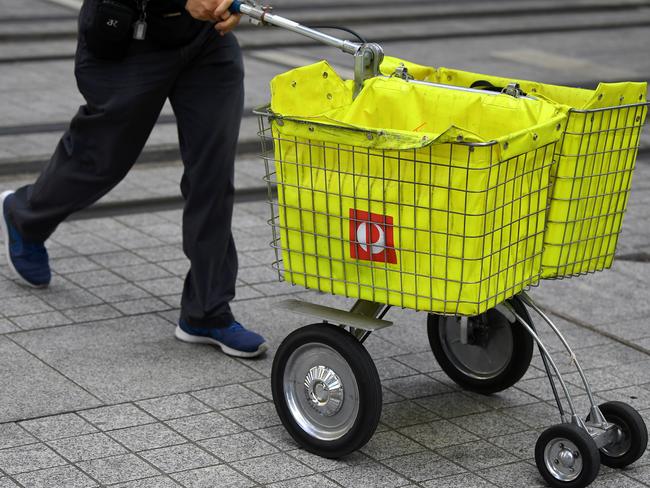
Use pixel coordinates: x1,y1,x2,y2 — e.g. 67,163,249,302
84,0,136,60
146,5,205,49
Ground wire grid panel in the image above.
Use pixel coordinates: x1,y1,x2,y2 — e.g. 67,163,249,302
541,101,649,278
258,114,557,316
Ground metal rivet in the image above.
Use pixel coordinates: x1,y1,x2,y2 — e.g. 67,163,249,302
366,133,373,140
640,94,644,100
276,119,284,126
309,126,315,132
533,133,538,140
636,116,642,122
598,93,603,100
531,88,537,93
327,93,333,100
456,135,463,142
323,72,329,79
291,81,297,88
556,123,562,130
620,95,625,102
422,136,429,142
504,142,509,149
447,75,452,81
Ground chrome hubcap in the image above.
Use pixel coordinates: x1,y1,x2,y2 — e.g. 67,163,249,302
545,438,582,482
602,422,631,458
283,343,359,441
304,365,344,416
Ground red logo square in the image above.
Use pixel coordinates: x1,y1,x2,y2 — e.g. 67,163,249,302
350,209,397,264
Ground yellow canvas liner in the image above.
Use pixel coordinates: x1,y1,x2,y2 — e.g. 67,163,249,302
380,57,649,278
267,61,566,315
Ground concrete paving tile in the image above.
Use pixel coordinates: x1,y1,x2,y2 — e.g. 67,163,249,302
233,286,265,302
1,296,53,317
199,432,277,462
88,283,151,303
0,424,36,450
13,465,97,488
517,376,585,402
610,360,650,385
0,444,66,475
190,384,267,412
382,386,407,405
112,477,182,488
361,335,410,361
382,450,465,482
463,387,541,410
65,270,126,288
78,404,156,431
135,278,184,297
139,444,219,473
19,413,97,441
379,400,440,429
252,426,300,452
0,478,19,488
488,430,540,461
589,473,648,487
627,462,650,484
52,234,122,255
502,402,561,430
287,449,371,473
47,432,127,462
171,465,255,488
237,265,278,285
392,352,441,374
242,379,273,401
421,473,497,488
383,375,452,399
166,412,243,441
62,304,123,323
398,420,478,450
89,251,147,268
11,315,260,403
77,454,160,485
134,247,186,263
231,452,314,484
0,338,101,423
374,358,419,381
437,440,519,471
10,312,71,330
0,317,17,334
157,260,189,277
325,462,410,488
478,461,546,488
113,264,172,282
414,392,491,419
565,367,639,393
597,386,650,411
51,257,102,275
221,402,281,430
136,394,211,421
451,410,530,438
107,423,186,452
39,287,104,310
266,474,340,488
361,431,426,461
112,298,171,315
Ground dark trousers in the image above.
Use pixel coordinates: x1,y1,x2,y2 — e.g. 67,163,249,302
9,16,244,327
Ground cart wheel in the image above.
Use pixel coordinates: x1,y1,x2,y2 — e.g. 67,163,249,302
587,401,648,468
535,423,600,488
427,296,534,394
271,322,382,458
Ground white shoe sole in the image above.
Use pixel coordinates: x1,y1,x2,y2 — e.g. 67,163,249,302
175,325,268,358
0,190,48,289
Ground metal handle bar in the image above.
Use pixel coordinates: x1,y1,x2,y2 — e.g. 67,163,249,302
229,1,362,55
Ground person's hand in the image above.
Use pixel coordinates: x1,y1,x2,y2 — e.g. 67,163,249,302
213,0,241,36
185,0,223,21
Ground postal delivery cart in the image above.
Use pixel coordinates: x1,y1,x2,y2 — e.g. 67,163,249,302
231,2,649,487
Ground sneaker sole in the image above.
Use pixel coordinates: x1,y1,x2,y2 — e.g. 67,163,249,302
0,191,48,289
174,325,268,358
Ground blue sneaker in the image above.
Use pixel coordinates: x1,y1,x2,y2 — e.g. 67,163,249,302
1,191,51,288
175,319,268,358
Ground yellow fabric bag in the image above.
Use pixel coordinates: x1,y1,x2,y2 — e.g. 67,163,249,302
267,61,566,315
380,57,649,278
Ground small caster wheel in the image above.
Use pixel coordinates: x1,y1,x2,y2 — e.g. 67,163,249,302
589,401,648,469
271,323,382,458
535,423,600,488
427,295,534,394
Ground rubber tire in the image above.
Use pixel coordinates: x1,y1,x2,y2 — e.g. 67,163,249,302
535,423,600,488
271,323,382,458
589,401,648,468
427,296,534,394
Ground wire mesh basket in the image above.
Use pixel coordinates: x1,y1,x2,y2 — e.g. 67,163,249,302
542,102,649,278
257,109,560,316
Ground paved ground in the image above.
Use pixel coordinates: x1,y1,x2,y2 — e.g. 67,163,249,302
1,0,650,486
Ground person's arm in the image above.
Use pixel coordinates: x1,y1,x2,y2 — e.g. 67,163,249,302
184,0,241,35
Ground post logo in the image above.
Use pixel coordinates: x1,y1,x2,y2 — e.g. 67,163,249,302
349,209,397,264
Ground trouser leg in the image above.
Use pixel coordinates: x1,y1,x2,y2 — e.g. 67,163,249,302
9,39,176,242
170,32,244,327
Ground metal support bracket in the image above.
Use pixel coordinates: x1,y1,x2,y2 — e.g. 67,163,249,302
274,299,393,331
353,43,384,98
